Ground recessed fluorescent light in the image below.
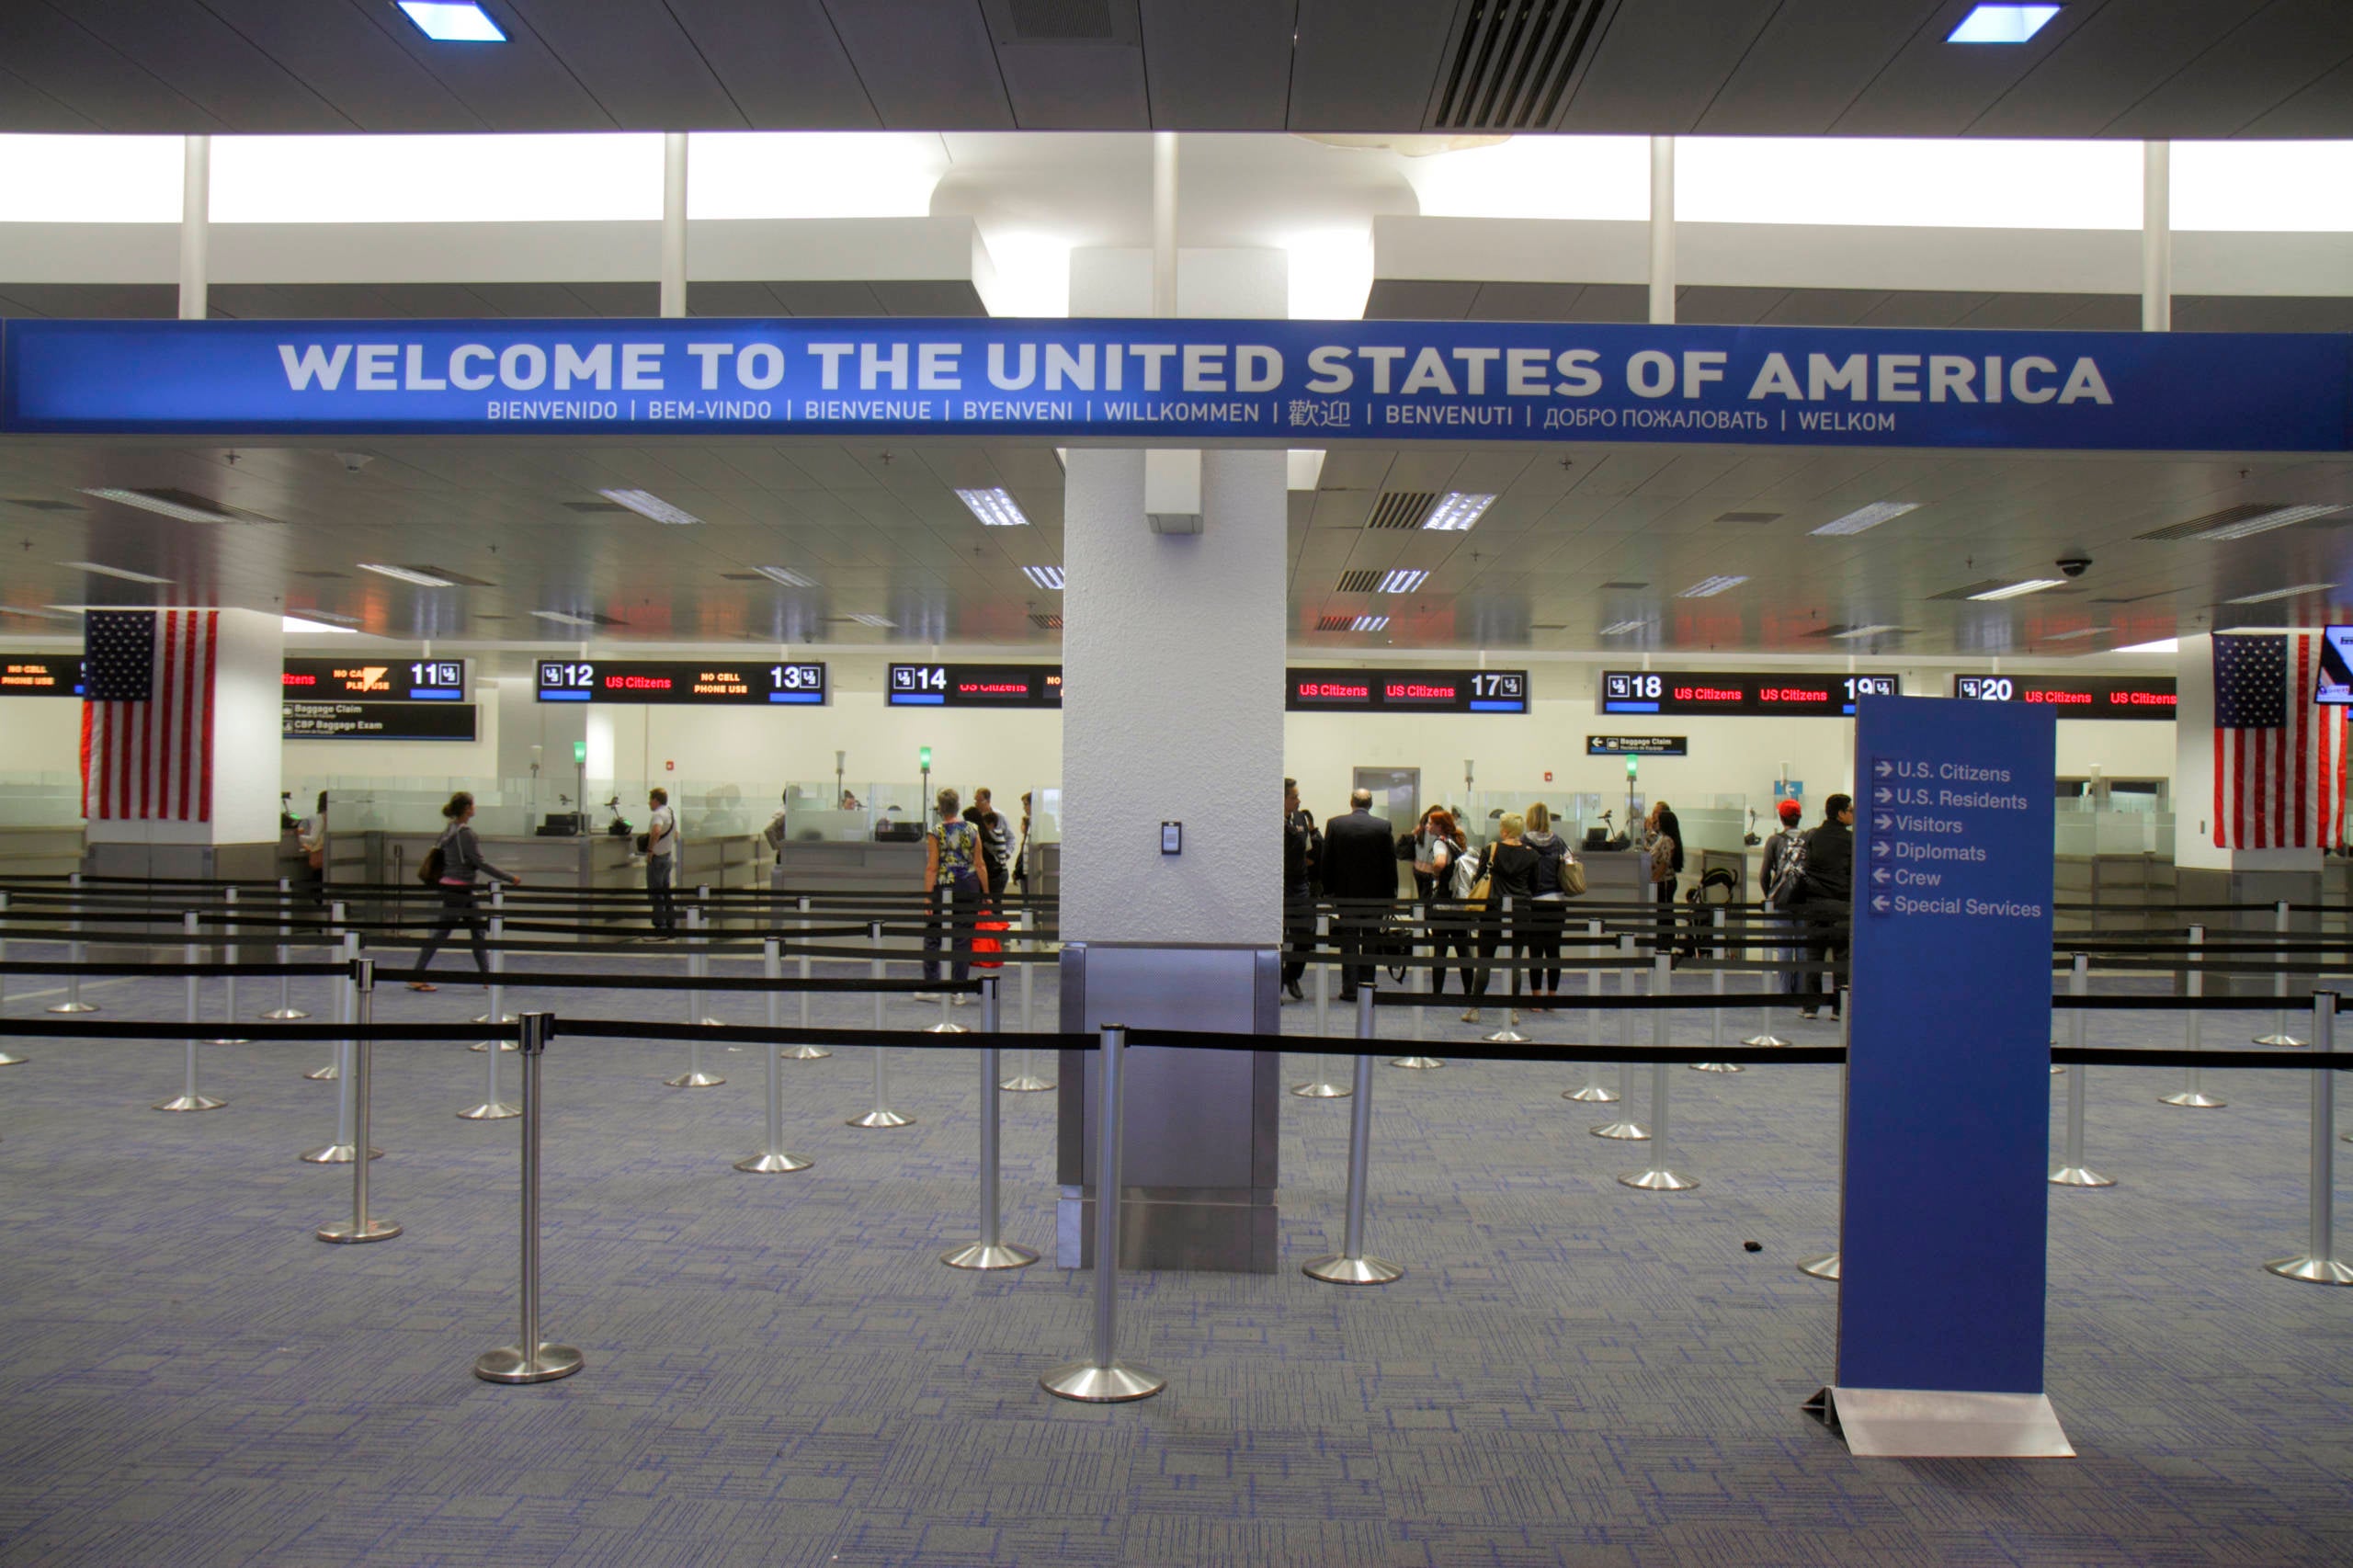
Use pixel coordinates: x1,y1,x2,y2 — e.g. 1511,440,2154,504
2196,504,2345,541
2114,637,2179,653
2224,582,2336,605
954,486,1030,528
59,560,172,585
597,488,703,527
395,2,507,42
358,562,456,588
1968,578,2068,601
2040,627,2105,642
1830,624,1904,640
751,566,817,587
532,609,598,628
847,613,896,628
76,487,236,524
1947,5,2060,44
1021,565,1065,591
1812,502,1921,537
0,605,78,620
1421,493,1495,531
282,615,357,635
1599,619,1652,636
1678,575,1748,598
1350,615,1389,631
1377,567,1428,594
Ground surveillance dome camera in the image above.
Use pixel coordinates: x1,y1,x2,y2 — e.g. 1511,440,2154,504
2056,552,2092,578
335,451,373,474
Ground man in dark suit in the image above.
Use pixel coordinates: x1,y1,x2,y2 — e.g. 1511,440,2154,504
1320,789,1396,1001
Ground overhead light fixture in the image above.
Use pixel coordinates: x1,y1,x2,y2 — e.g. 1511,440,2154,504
0,605,78,620
1350,615,1390,632
59,560,172,585
2114,637,2179,653
1812,502,1921,537
597,488,703,527
1830,624,1904,640
531,609,598,628
1678,575,1748,598
1968,578,2068,601
954,486,1029,528
1377,567,1428,594
1421,493,1495,531
2225,582,2337,605
1599,619,1652,636
282,615,357,635
76,487,238,524
1021,565,1065,591
847,613,896,628
395,2,507,42
2039,627,2105,642
2138,502,2348,542
2196,504,2347,540
1947,5,2059,44
287,607,362,625
751,566,817,587
358,562,457,587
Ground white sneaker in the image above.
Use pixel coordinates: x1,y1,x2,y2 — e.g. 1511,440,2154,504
950,994,973,1006
913,992,945,1003
1460,1008,1482,1024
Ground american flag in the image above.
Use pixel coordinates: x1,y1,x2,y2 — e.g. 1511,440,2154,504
80,609,218,822
2213,631,2346,849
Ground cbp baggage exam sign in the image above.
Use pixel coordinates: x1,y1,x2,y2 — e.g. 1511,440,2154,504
2,318,2346,452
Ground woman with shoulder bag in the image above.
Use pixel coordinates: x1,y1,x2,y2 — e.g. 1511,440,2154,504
409,790,522,992
920,787,990,1003
1467,812,1540,1024
1643,800,1687,964
1521,801,1574,997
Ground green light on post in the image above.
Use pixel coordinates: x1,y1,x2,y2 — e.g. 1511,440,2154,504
919,746,933,770
1625,756,1638,778
573,741,587,765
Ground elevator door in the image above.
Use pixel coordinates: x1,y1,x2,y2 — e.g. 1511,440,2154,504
1352,767,1419,896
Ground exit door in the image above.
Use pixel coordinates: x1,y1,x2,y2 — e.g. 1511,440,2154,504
1352,767,1419,896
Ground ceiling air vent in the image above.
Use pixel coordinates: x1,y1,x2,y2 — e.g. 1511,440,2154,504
1029,612,1063,630
563,500,631,515
2135,503,2347,541
5,497,81,511
1335,569,1384,594
1715,511,1782,524
1598,580,1648,590
1314,614,1356,631
1365,491,1440,530
1429,0,1619,132
291,569,349,580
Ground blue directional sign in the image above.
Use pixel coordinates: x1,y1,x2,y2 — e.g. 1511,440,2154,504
1840,696,2056,1397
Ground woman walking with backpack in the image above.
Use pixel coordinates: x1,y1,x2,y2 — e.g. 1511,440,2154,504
409,791,523,992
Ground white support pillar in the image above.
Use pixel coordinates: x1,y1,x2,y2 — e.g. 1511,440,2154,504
661,131,689,319
1648,134,1675,326
178,135,210,321
1151,132,1178,317
2142,141,2172,334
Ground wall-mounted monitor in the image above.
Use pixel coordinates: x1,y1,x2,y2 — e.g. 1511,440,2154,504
2319,628,2353,704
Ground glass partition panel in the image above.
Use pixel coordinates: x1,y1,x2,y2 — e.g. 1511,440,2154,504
0,771,85,827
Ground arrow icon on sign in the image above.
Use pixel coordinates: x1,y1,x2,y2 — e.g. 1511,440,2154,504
1871,839,1891,858
1871,894,1891,914
1874,759,1893,778
1874,812,1893,831
1872,866,1891,885
1875,787,1893,804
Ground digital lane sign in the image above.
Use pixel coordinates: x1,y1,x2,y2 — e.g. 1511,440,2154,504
0,655,81,696
1286,667,1529,714
1601,670,1898,717
283,657,467,702
536,659,827,705
888,664,1063,707
1952,674,2177,719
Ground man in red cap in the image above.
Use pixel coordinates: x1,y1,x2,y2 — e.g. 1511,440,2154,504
1759,799,1808,1006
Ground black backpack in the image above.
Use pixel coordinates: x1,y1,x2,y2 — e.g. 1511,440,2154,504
417,844,445,884
1766,829,1809,907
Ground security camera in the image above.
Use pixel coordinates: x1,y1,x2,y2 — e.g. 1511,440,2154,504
2056,551,2092,579
335,451,373,474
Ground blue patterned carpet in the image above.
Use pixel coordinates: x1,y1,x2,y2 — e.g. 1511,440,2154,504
1,942,2349,1566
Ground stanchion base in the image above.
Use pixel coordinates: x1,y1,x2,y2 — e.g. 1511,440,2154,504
45,1001,98,1015
300,1143,382,1163
2050,1064,2065,1075
1290,1081,1351,1098
1482,1027,1529,1045
1619,1167,1699,1191
1689,1062,1744,1073
2253,1033,2308,1048
1741,1033,1789,1049
1040,1361,1165,1403
2048,1164,2116,1187
472,1343,585,1384
472,1012,521,1027
467,1040,520,1054
2266,1255,2353,1285
204,1037,251,1047
1798,1251,1841,1280
301,1062,340,1081
2159,1090,2227,1108
458,1101,521,1121
1590,1119,1650,1140
941,1241,1039,1270
1390,1057,1445,1070
999,1074,1054,1091
781,1045,832,1061
1563,1083,1620,1103
848,1108,915,1128
735,1151,815,1174
316,1218,401,1244
261,1007,310,1021
0,1051,28,1066
1303,1253,1404,1285
664,1071,726,1087
923,1021,972,1034
153,1093,226,1112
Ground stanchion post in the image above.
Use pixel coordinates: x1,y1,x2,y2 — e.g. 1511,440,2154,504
1293,911,1350,1096
850,921,912,1127
1307,983,1404,1284
945,976,1035,1268
1798,1000,1847,1280
1566,916,1615,1102
208,887,248,1044
460,912,520,1120
665,907,722,1087
1483,894,1529,1044
473,1011,584,1381
1041,1026,1165,1402
737,934,814,1173
1745,902,1788,1048
155,910,225,1111
49,870,97,1014
781,895,828,1060
2163,924,2224,1108
1692,905,1739,1071
1593,933,1648,1137
1392,899,1441,1069
1620,949,1697,1189
317,958,399,1243
2050,951,2114,1187
264,876,306,1020
0,892,24,1064
2256,899,2307,1047
2265,991,2353,1285
303,901,347,1079
470,883,517,1040
1003,908,1051,1089
302,932,375,1161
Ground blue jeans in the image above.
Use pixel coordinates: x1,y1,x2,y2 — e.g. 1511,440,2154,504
646,854,676,932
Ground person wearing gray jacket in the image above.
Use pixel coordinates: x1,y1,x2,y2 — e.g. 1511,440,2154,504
410,790,522,991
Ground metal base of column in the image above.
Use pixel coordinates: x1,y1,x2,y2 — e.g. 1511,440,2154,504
1290,1080,1351,1098
1483,1019,1529,1045
468,1041,520,1054
2253,1032,2308,1048
1040,1361,1165,1403
2048,1164,2116,1187
261,1007,310,1021
472,1343,584,1384
1563,1083,1620,1103
848,1108,914,1128
1390,1056,1445,1070
1618,1166,1699,1191
1590,1118,1649,1140
942,1241,1038,1270
472,1011,520,1026
458,1101,521,1121
1742,1032,1788,1048
781,1044,832,1061
2051,1064,2065,1074
2265,1254,2353,1285
999,1072,1053,1091
301,1062,340,1081
45,1001,97,1015
1302,1253,1404,1285
664,1071,726,1087
1690,1062,1743,1073
316,1218,401,1244
301,1143,381,1163
153,1093,225,1112
0,1051,27,1066
2159,1089,2228,1108
923,1020,972,1034
204,1035,250,1047
735,1151,814,1174
1799,1251,1840,1280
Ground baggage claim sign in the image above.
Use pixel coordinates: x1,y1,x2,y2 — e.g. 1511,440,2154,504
3,320,2347,452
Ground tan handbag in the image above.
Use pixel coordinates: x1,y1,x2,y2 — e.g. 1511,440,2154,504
1559,858,1587,897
